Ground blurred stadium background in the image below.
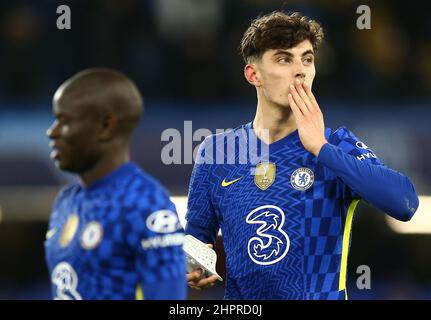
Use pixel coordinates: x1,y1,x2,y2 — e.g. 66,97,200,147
0,0,431,299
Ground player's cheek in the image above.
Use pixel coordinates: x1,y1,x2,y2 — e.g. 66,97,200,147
60,123,70,136
307,66,316,87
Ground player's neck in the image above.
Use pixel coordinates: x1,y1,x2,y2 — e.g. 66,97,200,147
253,99,297,144
80,150,130,187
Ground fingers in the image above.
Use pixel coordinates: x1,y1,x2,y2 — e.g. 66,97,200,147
187,272,218,290
288,93,303,119
187,243,217,290
290,83,309,115
195,275,218,288
187,269,203,282
187,269,204,290
294,79,313,113
302,81,321,113
290,79,321,117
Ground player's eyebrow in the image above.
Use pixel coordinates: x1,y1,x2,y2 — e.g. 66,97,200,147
273,49,314,57
53,110,70,119
301,49,314,57
53,110,62,117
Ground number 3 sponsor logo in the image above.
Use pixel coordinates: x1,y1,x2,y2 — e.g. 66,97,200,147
52,262,82,300
246,205,290,265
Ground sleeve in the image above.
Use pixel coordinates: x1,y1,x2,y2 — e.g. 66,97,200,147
124,187,187,300
185,136,220,246
317,127,419,221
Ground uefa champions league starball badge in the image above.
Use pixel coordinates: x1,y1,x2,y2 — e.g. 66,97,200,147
59,214,79,248
254,162,276,190
290,167,314,191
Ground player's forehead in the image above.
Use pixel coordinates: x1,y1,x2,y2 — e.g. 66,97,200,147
264,40,314,58
52,85,92,117
52,96,67,116
52,92,85,118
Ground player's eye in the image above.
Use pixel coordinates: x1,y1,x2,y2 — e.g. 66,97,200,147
56,116,68,125
278,57,291,64
303,56,314,65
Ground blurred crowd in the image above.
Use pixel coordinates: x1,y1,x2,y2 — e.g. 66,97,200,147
0,0,430,107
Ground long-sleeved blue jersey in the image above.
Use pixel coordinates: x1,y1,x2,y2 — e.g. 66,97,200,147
185,123,418,300
45,162,187,300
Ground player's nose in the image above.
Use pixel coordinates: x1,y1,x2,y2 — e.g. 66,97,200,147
47,120,60,139
294,74,305,83
292,60,306,81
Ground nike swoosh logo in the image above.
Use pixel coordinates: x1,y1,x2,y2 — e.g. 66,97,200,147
221,177,242,187
46,228,57,240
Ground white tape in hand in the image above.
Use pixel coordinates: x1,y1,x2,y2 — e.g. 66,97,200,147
183,235,223,282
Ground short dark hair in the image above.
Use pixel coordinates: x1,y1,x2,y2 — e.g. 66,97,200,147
60,68,143,139
239,11,324,63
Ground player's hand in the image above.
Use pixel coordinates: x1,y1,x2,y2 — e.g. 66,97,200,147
186,244,219,290
288,78,328,157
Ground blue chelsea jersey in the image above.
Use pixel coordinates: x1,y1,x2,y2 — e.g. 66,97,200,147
45,162,187,300
185,122,418,300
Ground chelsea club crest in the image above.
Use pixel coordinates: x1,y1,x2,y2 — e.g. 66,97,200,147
80,221,103,250
290,167,314,191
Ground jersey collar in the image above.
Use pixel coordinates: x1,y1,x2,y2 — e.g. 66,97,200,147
83,162,138,192
246,121,300,153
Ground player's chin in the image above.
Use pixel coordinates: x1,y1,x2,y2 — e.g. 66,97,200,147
55,159,72,172
54,157,80,173
274,99,291,109
273,95,290,107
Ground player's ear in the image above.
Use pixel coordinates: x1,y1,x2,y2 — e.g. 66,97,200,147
244,63,261,87
98,114,118,141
